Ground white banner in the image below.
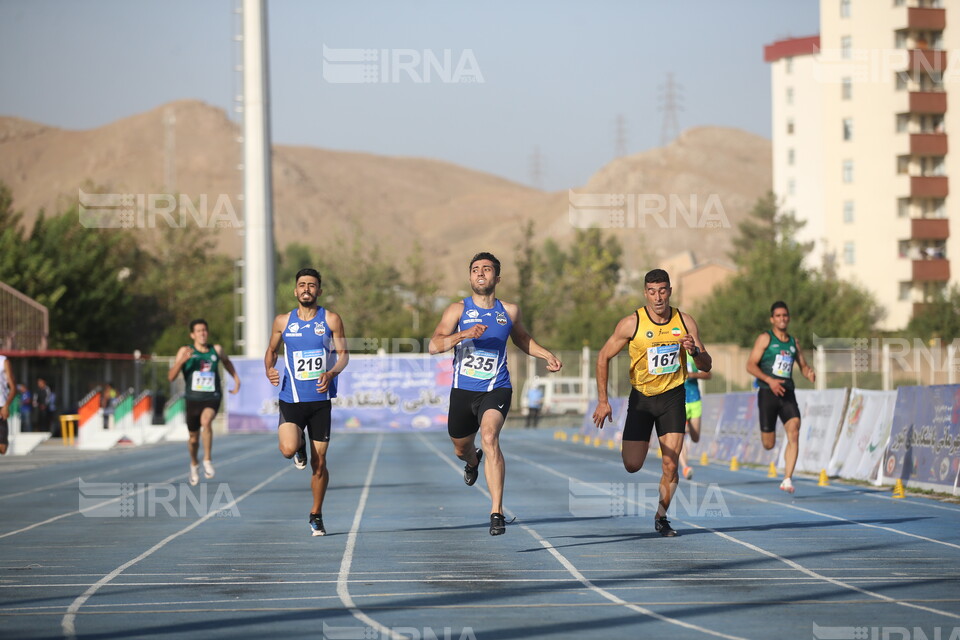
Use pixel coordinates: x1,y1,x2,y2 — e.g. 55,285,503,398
829,389,897,481
780,388,849,474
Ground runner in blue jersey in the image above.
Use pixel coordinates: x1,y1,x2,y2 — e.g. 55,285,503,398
429,252,562,536
265,268,350,536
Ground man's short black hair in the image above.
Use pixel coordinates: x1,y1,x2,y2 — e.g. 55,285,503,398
189,318,208,332
644,269,671,286
469,252,501,277
295,268,322,286
770,301,789,316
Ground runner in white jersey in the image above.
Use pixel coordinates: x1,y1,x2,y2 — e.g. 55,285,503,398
265,268,350,536
429,252,562,536
0,355,15,455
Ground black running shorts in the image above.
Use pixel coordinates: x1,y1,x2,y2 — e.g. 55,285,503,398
757,387,801,433
447,387,512,439
185,399,221,432
0,417,7,446
622,385,686,442
279,400,332,442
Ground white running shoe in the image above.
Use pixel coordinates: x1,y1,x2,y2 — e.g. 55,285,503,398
189,464,200,486
779,477,795,494
203,459,215,479
293,444,308,470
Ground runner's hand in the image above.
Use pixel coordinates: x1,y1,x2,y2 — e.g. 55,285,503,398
592,401,612,429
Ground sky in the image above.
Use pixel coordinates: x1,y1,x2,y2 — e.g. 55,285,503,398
0,0,820,192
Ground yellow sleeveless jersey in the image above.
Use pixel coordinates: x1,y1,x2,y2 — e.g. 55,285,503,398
628,306,689,396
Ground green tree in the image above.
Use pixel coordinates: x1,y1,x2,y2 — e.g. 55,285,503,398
697,193,882,348
905,285,960,342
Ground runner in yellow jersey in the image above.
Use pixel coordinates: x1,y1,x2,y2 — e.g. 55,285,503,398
593,269,712,537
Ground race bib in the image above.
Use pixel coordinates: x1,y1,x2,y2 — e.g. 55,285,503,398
773,354,794,378
294,349,326,380
191,371,216,393
647,343,681,375
459,348,499,380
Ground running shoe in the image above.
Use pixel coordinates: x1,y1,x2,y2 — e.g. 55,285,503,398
464,448,483,486
188,464,200,486
682,466,693,480
203,459,215,479
779,477,795,494
309,513,326,537
293,443,308,470
655,516,678,537
489,512,506,536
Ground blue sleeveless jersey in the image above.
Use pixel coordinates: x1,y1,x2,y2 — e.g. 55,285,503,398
452,298,513,391
279,308,338,402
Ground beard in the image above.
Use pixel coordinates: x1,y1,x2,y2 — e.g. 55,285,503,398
298,292,317,306
471,282,495,296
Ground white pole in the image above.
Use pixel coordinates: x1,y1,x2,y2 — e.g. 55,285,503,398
241,0,275,357
581,345,590,412
948,342,957,385
815,345,826,391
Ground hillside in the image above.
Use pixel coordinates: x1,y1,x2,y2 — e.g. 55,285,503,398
0,100,770,293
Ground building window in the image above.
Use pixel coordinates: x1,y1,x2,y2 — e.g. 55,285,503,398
842,77,852,100
896,113,910,133
843,242,855,265
896,71,910,91
841,36,852,59
932,199,946,218
788,179,796,196
899,282,911,301
843,118,853,141
785,57,793,74
787,148,795,165
894,0,905,6
897,156,910,175
787,118,795,134
898,197,910,218
843,160,854,183
843,201,854,223
841,0,851,17
895,31,908,49
786,87,794,105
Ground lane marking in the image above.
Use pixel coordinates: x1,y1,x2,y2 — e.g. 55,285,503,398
417,433,746,640
336,433,406,640
509,448,960,622
60,464,290,639
0,449,262,540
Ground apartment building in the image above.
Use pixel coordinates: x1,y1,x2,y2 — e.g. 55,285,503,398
766,0,956,330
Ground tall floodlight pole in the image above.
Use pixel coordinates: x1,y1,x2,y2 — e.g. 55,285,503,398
242,0,275,357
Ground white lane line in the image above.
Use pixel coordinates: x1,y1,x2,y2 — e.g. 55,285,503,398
0,448,262,540
535,441,960,550
336,433,406,640
60,464,291,639
509,449,960,622
416,434,746,640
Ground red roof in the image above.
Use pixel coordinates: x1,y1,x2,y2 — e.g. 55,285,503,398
764,35,821,63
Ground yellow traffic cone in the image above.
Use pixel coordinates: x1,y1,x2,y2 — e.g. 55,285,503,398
553,431,561,440
559,431,568,441
572,433,581,444
893,479,906,498
607,440,616,450
593,437,602,448
699,452,708,466
656,447,663,459
583,436,592,446
818,469,829,486
767,462,777,478
730,457,740,471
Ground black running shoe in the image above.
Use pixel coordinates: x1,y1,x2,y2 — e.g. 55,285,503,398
489,512,506,536
309,513,326,537
654,516,677,537
464,448,483,486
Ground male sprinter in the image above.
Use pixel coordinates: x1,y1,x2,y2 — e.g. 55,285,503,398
429,252,562,536
265,268,349,536
746,301,815,494
168,319,241,485
593,269,711,537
